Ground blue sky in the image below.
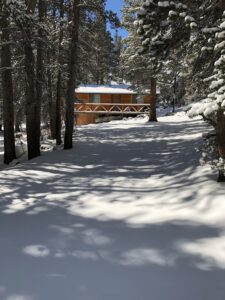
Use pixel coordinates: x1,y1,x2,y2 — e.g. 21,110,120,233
106,0,127,38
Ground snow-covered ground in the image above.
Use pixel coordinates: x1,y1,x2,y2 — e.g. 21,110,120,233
0,131,56,171
0,113,225,300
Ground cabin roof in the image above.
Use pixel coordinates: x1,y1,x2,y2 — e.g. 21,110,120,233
75,84,139,95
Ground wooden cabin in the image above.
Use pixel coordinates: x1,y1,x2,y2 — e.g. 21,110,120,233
75,84,152,125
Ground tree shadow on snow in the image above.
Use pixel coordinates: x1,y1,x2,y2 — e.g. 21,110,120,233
0,117,225,300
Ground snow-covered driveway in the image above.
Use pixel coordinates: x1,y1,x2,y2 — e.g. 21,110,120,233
0,114,225,300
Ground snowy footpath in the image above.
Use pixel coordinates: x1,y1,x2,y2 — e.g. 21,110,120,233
0,113,225,300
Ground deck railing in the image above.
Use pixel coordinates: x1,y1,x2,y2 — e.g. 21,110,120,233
74,103,150,115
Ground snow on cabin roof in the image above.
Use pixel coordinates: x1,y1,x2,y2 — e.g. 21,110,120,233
75,84,140,95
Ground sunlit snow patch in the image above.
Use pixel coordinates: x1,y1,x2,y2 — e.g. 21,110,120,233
22,245,50,257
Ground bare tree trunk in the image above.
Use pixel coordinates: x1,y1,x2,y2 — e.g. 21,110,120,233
24,0,40,160
24,35,40,159
36,0,44,144
149,77,157,122
56,71,62,144
55,0,64,145
47,52,56,139
64,0,79,149
26,0,37,14
46,3,56,140
15,107,22,132
0,7,16,164
216,109,225,182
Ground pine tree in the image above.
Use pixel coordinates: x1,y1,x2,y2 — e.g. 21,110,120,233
189,11,225,181
135,1,224,109
111,30,123,82
121,0,158,121
77,0,116,85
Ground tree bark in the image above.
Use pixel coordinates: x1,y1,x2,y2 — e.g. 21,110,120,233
47,51,56,139
216,109,225,182
46,3,56,140
149,77,157,122
0,8,16,164
56,70,62,144
55,0,64,145
64,0,79,149
24,34,40,159
15,107,22,132
26,0,37,14
36,0,45,144
24,0,41,160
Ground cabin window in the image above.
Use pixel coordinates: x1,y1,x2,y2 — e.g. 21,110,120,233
89,94,100,103
138,95,144,103
133,95,144,103
132,95,137,103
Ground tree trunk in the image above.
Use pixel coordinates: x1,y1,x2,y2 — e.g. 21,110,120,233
216,109,225,182
56,71,62,144
26,0,37,14
172,76,177,113
149,77,157,122
0,8,16,164
46,3,56,140
15,107,22,132
55,0,64,145
24,36,40,159
64,0,79,149
24,0,40,160
36,0,44,145
47,52,56,139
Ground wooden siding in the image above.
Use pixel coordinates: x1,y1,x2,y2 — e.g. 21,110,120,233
76,93,136,104
121,94,132,104
76,93,89,103
76,113,98,125
144,95,151,104
100,94,112,103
